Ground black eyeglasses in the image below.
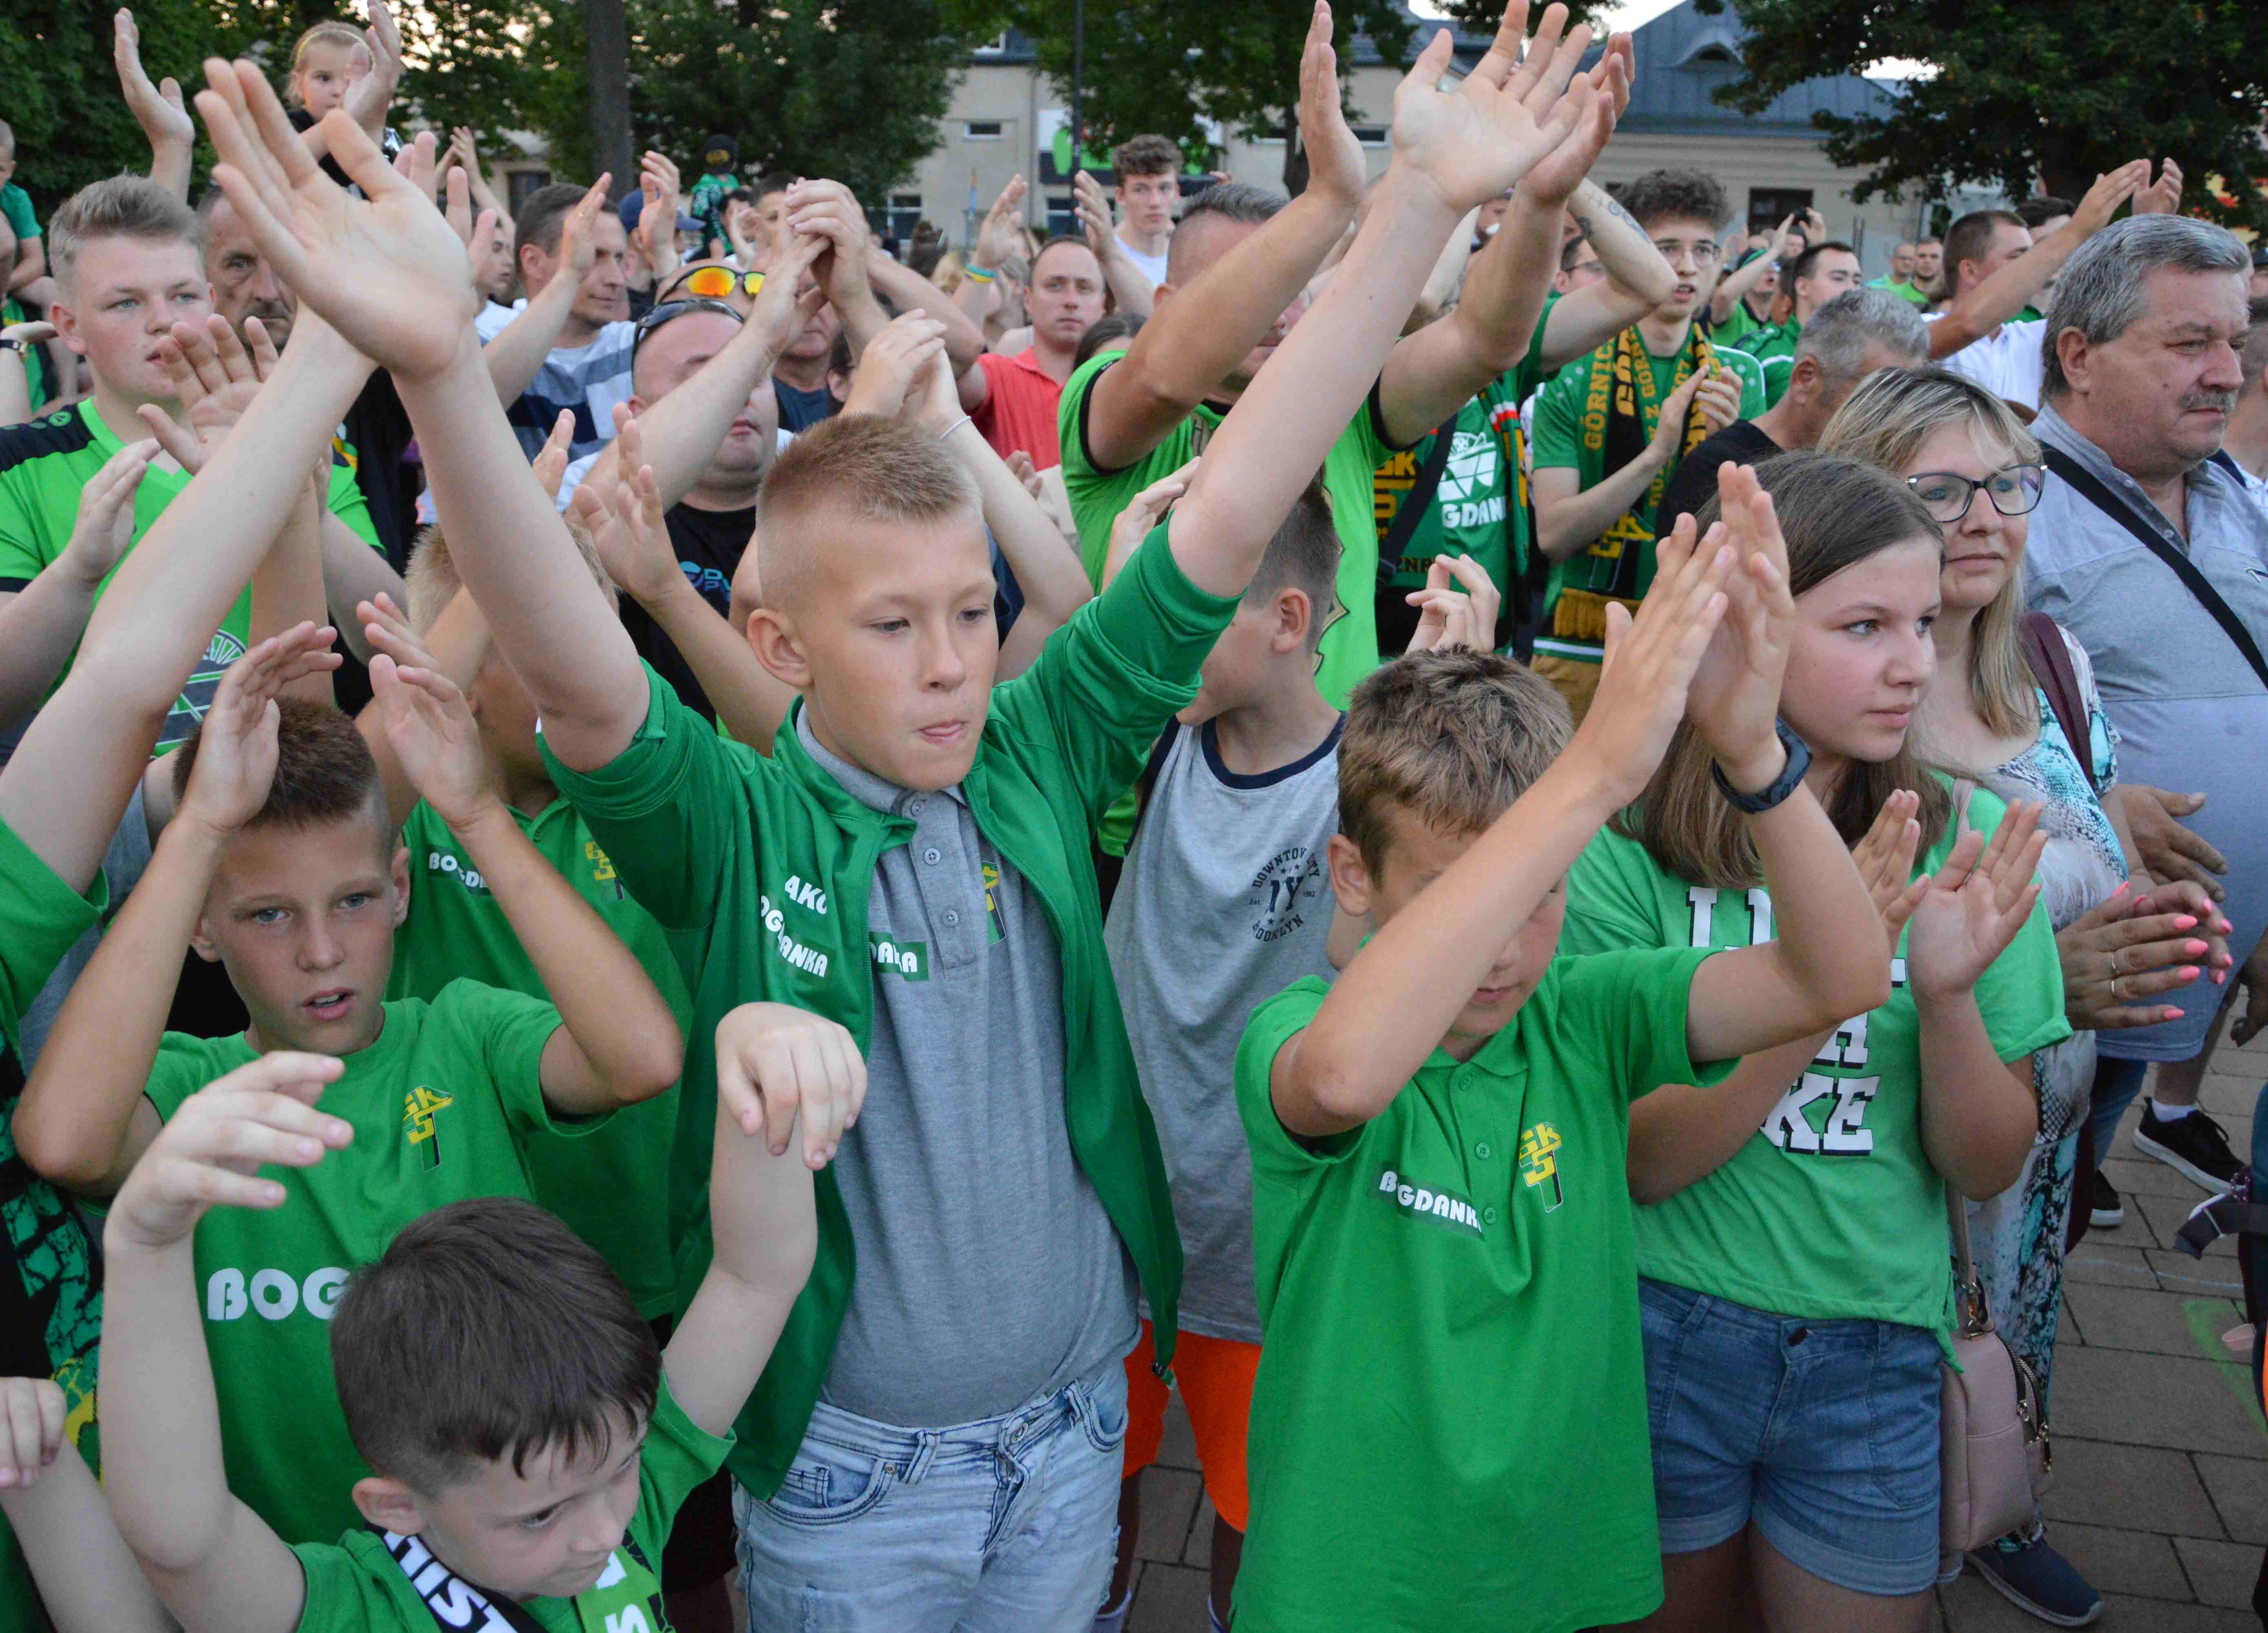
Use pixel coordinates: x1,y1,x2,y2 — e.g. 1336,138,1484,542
631,296,744,357
1905,463,2046,522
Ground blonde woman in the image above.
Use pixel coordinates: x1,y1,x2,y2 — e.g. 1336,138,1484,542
1821,366,2233,1625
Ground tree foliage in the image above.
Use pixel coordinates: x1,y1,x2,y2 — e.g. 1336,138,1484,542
1697,0,2268,230
1002,0,1416,192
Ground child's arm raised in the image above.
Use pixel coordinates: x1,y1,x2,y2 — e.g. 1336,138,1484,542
102,1053,350,1633
13,627,338,1195
366,653,684,1112
1168,1,1595,599
1271,529,1733,1137
1677,463,1898,1059
189,65,651,772
0,1375,175,1633
662,1003,853,1437
353,591,489,830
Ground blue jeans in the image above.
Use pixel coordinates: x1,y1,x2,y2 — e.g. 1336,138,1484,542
733,1357,1128,1632
2088,1054,2150,1165
1639,1278,1943,1597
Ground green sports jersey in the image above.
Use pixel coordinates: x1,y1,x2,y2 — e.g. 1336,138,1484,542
142,983,586,1546
389,798,695,1317
1231,948,1729,1632
0,816,109,1633
291,1375,730,1632
540,529,1233,1497
0,185,36,246
1371,309,1555,654
1058,353,1399,710
1708,299,1771,349
1741,318,1800,409
1527,336,1766,666
1563,782,2070,1339
1868,277,1930,307
0,401,384,750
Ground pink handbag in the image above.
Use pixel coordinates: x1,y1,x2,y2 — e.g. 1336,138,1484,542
1939,1189,2053,1552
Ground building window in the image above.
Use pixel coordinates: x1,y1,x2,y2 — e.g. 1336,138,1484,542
1352,124,1388,147
506,169,553,216
1045,193,1075,237
973,31,1008,55
964,120,1004,140
883,193,924,241
1747,188,1813,238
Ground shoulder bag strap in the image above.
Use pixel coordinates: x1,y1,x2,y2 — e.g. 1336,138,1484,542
2039,445,2268,691
2018,612,2099,793
1374,422,1459,587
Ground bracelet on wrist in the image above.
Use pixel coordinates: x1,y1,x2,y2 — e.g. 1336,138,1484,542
936,414,974,442
1711,719,1810,814
964,265,997,283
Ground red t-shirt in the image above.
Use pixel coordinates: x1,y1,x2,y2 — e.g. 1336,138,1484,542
971,348,1065,470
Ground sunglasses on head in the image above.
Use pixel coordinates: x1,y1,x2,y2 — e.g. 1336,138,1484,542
669,265,766,302
632,297,745,356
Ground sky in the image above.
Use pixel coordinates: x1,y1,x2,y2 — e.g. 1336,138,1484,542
1408,0,1932,78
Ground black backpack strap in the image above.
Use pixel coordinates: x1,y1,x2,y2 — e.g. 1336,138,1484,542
1131,720,1183,839
2039,445,2268,691
1374,423,1459,588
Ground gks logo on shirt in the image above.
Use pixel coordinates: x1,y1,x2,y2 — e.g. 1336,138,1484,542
1376,1168,1486,1236
1518,1122,1565,1210
404,1085,453,1170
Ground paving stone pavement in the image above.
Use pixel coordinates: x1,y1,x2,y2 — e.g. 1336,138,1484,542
1123,1033,2268,1629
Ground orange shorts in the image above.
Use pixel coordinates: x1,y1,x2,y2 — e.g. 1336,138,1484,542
1122,1320,1260,1531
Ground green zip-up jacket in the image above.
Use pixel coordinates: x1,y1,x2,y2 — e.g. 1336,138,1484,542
540,528,1237,1496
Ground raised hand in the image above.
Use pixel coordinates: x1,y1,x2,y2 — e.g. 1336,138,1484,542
115,9,193,155
784,179,873,313
442,163,473,245
1905,799,2048,1001
2134,158,2184,216
746,228,829,355
570,414,682,606
974,175,1028,270
62,438,157,588
342,0,405,135
368,650,497,829
555,175,614,283
1576,512,1735,807
841,311,946,420
178,623,342,836
1404,552,1502,654
0,1377,65,1491
1682,463,1795,792
1388,0,1596,216
1072,169,1120,261
636,149,683,261
530,407,577,501
106,1052,350,1250
138,312,281,474
194,59,477,378
1107,457,1199,574
1295,2,1369,210
1646,368,1712,460
2072,160,2150,236
1851,788,1929,949
1006,449,1046,503
1515,32,1628,207
716,1001,867,1170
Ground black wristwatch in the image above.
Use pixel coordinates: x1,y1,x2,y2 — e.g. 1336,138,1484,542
0,338,23,356
1711,719,1811,814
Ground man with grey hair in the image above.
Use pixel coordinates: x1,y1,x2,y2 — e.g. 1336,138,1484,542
2220,293,2268,515
1657,287,1927,523
2022,214,2268,1224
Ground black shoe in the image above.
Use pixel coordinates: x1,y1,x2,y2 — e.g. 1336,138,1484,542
2131,1101,2242,1194
2088,1168,2124,1229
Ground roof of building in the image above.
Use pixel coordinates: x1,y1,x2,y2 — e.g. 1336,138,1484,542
1601,0,1902,138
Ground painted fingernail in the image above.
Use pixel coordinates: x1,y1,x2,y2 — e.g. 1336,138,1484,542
2166,1008,2185,1019
2179,967,2201,981
2175,915,2198,928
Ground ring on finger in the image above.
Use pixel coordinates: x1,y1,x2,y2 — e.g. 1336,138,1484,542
2109,947,2124,977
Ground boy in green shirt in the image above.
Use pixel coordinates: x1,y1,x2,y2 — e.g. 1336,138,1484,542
191,14,1613,1619
98,989,824,1633
1231,468,1894,1631
16,634,683,1548
1734,239,1864,410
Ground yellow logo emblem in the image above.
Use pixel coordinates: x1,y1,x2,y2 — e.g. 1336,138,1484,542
1518,1122,1565,1212
404,1086,453,1170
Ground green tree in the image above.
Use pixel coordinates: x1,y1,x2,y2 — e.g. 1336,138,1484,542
1004,0,1415,194
1696,0,2268,231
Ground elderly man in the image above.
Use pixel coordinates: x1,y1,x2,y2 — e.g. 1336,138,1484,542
2022,218,2268,1228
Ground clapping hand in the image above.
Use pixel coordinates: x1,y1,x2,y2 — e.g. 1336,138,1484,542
571,412,684,608
1682,463,1796,794
176,623,344,839
61,438,158,588
1904,799,2048,1001
973,175,1027,272
841,311,947,420
1404,553,1502,655
1295,4,1369,210
1388,0,1597,217
138,312,280,475
114,9,193,156
1850,789,1930,957
367,648,497,831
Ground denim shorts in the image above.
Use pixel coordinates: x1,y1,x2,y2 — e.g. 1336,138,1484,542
1639,1277,1943,1597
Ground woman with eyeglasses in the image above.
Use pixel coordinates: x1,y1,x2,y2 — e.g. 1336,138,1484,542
1821,367,2232,1625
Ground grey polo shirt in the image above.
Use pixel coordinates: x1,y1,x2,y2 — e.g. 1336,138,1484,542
2024,405,2268,1061
797,714,1138,1427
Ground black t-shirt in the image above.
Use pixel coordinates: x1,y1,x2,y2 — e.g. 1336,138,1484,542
1657,418,1785,534
285,107,401,193
629,501,755,724
773,377,838,435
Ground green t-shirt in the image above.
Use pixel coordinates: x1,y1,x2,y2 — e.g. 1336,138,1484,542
1742,318,1799,408
1231,948,1730,1633
0,401,385,750
142,983,584,1546
291,1375,731,1632
1528,338,1766,665
0,185,36,246
1709,299,1769,349
1562,785,2070,1339
0,296,48,410
1372,310,1555,653
1057,352,1399,710
388,799,698,1317
1868,276,1930,307
0,815,109,1633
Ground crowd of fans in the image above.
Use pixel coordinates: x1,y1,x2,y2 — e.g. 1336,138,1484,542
0,2,2264,1631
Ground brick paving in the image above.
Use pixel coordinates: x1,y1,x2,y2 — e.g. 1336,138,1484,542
1123,1030,2268,1629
